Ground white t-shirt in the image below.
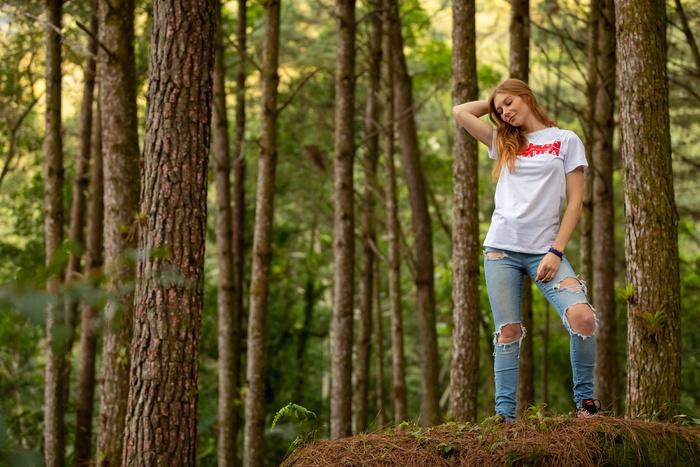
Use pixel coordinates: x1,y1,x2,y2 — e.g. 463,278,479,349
484,127,588,254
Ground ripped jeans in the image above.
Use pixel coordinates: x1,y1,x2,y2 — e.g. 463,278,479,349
484,247,596,420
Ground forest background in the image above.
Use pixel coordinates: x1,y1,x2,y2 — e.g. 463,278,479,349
0,0,698,466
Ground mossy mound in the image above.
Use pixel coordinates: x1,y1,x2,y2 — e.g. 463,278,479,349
280,417,700,466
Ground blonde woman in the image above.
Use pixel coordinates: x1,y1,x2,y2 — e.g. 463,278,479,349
453,79,600,421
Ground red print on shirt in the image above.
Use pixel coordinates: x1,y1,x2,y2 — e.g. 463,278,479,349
519,141,561,158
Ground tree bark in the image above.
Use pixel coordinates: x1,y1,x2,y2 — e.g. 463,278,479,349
96,0,141,464
74,103,103,467
387,0,440,427
616,0,681,420
243,0,280,463
374,259,386,426
382,0,407,426
592,0,619,414
331,0,356,440
43,1,66,465
230,0,247,455
449,0,480,424
509,0,529,83
509,0,534,417
353,0,380,434
580,0,600,289
121,0,215,464
212,2,240,465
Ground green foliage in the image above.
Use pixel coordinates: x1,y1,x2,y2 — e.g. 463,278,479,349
271,403,316,429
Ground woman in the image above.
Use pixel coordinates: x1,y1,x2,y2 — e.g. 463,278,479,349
453,79,600,421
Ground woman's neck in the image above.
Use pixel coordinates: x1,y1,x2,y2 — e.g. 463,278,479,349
521,119,548,133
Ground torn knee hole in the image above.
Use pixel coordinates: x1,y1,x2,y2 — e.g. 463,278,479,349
496,323,524,343
555,277,586,293
564,304,596,336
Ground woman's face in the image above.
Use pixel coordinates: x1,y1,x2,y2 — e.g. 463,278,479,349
493,92,531,128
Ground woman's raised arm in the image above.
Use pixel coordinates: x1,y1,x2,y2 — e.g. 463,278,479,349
453,99,494,148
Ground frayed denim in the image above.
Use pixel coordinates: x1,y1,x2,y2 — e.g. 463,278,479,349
484,248,597,420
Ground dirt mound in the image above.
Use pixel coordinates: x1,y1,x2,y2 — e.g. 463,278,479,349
280,417,700,466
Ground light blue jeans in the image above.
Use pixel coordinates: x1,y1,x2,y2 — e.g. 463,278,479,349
484,247,597,420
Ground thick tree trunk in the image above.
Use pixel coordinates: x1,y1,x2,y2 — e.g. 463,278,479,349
74,104,103,467
43,1,66,465
96,0,141,464
509,0,529,82
331,0,356,440
449,0,480,424
243,1,280,464
353,0,380,434
592,0,619,414
382,1,407,426
121,0,215,464
212,2,240,465
387,0,440,427
616,0,681,420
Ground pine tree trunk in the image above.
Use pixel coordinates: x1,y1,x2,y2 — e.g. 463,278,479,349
121,0,214,464
353,0,380,434
449,0,480,424
580,0,599,288
509,0,529,82
212,2,239,465
243,0,280,463
509,0,534,417
387,0,440,427
64,0,98,410
374,260,386,426
74,104,103,467
616,0,681,420
592,0,619,414
382,1,407,426
96,0,140,464
43,1,66,465
331,0,356,440
229,0,247,456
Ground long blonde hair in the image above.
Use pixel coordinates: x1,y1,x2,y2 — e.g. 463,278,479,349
487,79,558,178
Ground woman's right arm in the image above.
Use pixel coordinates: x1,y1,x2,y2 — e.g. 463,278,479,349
453,100,494,148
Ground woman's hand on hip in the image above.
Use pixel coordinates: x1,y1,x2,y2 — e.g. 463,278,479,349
536,253,562,282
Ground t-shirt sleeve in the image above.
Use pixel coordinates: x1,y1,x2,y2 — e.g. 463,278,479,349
487,128,498,160
562,131,588,173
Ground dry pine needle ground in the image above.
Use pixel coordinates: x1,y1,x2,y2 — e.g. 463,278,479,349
280,416,700,466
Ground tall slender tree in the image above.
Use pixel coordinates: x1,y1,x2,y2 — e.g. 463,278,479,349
72,2,99,463
330,0,356,439
74,104,103,467
386,0,440,427
243,0,281,463
212,1,239,465
96,0,141,464
382,0,407,425
592,0,618,413
449,0,480,423
231,2,248,453
353,0,380,434
43,0,66,465
509,0,535,414
616,0,681,419
122,0,215,463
